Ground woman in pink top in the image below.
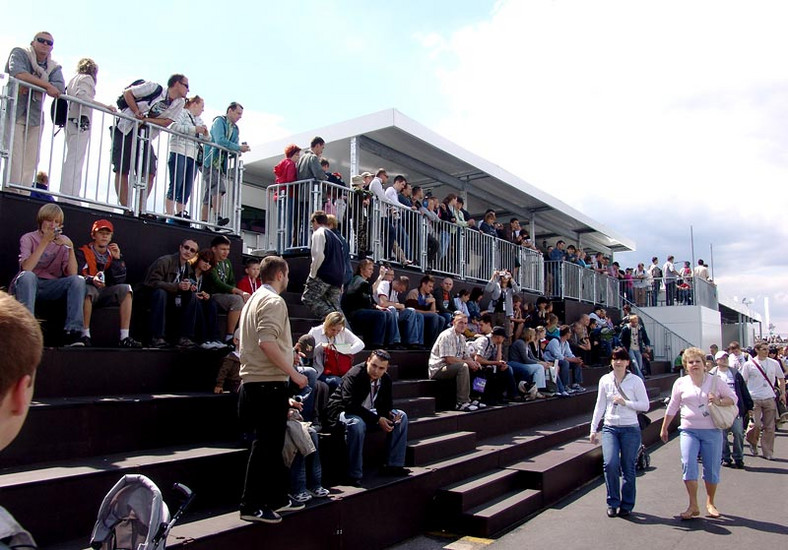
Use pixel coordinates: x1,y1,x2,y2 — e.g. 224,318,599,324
660,347,737,520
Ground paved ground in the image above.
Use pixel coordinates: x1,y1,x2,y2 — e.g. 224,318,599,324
391,426,788,550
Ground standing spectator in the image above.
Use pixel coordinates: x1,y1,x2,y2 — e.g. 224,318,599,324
660,347,737,519
342,260,402,348
302,210,344,320
239,256,308,524
201,102,251,226
741,342,786,460
349,171,373,257
620,315,650,381
61,58,116,198
113,75,188,210
429,312,481,411
662,255,680,306
590,347,649,518
709,350,752,469
203,235,248,346
294,136,327,243
385,175,412,262
678,261,693,305
165,95,208,219
727,341,750,369
632,262,649,307
76,219,142,348
0,291,43,548
647,256,662,306
142,239,200,349
326,350,409,486
4,31,65,189
11,204,85,346
274,144,302,248
693,259,710,281
485,270,520,356
327,214,352,286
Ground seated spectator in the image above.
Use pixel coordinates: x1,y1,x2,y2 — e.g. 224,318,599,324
511,295,526,341
215,329,241,393
236,257,262,295
342,260,402,348
453,288,471,318
469,318,517,405
286,399,330,503
429,312,482,411
530,296,550,328
204,235,248,346
432,277,454,328
0,291,43,548
508,327,549,399
192,248,226,350
569,320,592,365
404,275,446,346
587,317,604,364
326,350,409,486
309,312,365,395
374,267,424,349
11,204,86,346
544,325,585,392
291,334,321,428
466,287,484,334
76,219,142,348
544,313,560,340
143,239,200,349
30,171,54,201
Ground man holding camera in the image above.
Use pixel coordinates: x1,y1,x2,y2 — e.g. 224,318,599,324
143,239,200,348
76,219,141,348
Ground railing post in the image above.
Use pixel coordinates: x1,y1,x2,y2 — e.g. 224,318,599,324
458,227,466,280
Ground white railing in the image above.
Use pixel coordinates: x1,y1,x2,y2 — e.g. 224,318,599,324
1,76,242,233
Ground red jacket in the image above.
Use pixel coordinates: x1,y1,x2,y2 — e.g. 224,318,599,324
274,158,297,184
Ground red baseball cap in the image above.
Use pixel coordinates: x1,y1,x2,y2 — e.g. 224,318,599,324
91,219,114,234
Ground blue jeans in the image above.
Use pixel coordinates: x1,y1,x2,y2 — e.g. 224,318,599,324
349,309,401,346
508,361,546,388
294,366,318,421
628,349,646,381
722,416,744,462
318,373,342,396
340,409,408,480
290,428,322,494
13,271,85,332
555,359,583,386
601,424,641,511
166,153,196,204
679,428,723,483
417,311,443,347
398,307,425,345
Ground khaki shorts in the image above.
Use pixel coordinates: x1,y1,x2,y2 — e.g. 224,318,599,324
213,292,244,312
86,283,132,306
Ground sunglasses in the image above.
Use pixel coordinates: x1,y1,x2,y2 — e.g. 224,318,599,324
182,245,198,253
180,81,189,91
35,37,54,46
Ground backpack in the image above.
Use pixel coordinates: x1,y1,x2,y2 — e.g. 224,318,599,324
50,96,69,132
116,79,163,110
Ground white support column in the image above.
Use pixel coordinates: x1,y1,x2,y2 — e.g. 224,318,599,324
350,136,358,177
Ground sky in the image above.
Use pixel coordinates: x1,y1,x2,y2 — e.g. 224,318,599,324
3,0,787,336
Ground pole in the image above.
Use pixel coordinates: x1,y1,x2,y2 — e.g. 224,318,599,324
709,243,714,281
690,225,696,270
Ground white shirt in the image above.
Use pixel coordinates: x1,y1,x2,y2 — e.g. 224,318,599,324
307,324,365,377
740,357,785,400
590,372,650,433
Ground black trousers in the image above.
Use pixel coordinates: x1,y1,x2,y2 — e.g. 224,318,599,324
239,381,291,510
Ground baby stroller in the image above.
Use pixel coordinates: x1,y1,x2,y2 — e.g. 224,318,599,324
89,474,194,550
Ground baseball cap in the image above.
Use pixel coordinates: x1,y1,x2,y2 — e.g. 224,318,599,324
492,326,507,337
714,350,729,360
91,219,114,234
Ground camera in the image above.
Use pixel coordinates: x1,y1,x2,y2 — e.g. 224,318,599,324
95,271,105,284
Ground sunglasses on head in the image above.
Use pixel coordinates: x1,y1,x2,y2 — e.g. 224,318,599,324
35,37,54,46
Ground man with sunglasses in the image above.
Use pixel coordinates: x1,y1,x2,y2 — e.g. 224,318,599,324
4,31,65,189
113,74,188,211
142,239,200,349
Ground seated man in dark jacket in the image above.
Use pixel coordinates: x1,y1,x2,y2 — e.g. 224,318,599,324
325,349,409,485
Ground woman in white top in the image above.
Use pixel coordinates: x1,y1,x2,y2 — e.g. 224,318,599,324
308,311,365,393
61,58,116,198
166,95,208,218
590,347,650,518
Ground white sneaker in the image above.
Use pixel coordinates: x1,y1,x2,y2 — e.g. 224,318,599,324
289,491,312,503
471,399,487,409
456,402,479,412
518,381,529,394
200,341,215,350
309,486,330,498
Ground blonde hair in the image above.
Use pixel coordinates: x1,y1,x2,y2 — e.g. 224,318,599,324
681,347,706,368
322,311,346,331
76,58,98,78
36,204,63,228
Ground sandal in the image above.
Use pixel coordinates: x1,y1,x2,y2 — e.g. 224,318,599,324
679,508,700,520
706,504,720,518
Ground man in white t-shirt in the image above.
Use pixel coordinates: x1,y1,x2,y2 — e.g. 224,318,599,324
662,255,679,306
693,259,710,281
373,267,423,349
112,74,188,210
740,342,786,460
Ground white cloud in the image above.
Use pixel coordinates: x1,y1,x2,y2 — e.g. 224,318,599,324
419,0,788,336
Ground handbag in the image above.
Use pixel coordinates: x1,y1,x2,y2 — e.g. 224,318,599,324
751,359,787,417
322,345,352,377
707,375,738,429
613,375,652,430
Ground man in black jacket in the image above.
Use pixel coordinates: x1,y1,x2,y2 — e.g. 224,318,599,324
620,315,650,381
326,349,409,485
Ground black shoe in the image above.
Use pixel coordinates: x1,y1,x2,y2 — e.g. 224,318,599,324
406,343,427,350
607,507,618,518
379,465,410,477
80,335,92,347
217,216,230,226
618,509,631,517
240,507,281,524
734,460,745,469
150,337,170,349
177,337,198,349
119,336,143,349
343,477,363,487
63,331,85,347
722,459,733,468
389,343,407,350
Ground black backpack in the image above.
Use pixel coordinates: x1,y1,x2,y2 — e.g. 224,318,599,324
50,96,68,130
116,79,163,110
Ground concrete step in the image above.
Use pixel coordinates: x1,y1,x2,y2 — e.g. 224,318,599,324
406,431,477,466
462,488,543,537
438,468,522,513
394,396,436,418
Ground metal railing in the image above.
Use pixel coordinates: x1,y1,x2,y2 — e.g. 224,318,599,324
1,75,243,233
629,304,694,362
623,275,718,310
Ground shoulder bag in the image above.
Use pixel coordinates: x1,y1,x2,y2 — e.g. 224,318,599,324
613,375,652,430
323,344,352,377
707,375,738,429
